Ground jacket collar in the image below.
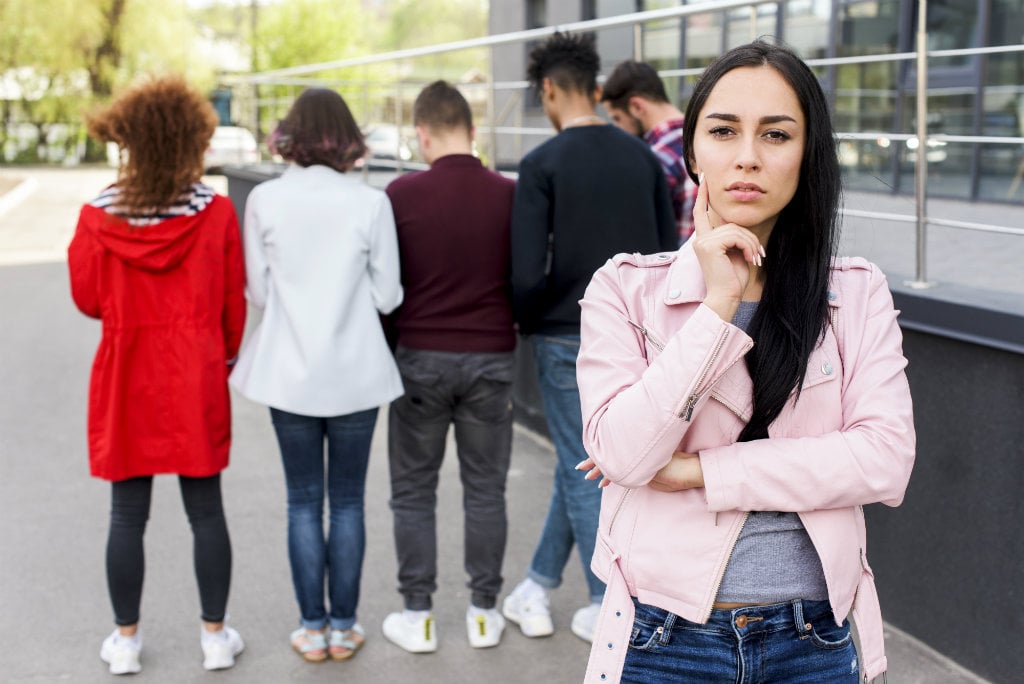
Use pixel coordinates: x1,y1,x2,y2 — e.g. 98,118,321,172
663,240,707,305
662,241,843,309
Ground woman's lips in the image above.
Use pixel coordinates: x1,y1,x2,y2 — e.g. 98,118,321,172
725,183,765,202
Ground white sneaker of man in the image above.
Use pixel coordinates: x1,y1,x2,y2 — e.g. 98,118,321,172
501,578,554,637
382,610,438,653
571,602,601,643
100,629,142,675
201,625,245,670
466,606,505,648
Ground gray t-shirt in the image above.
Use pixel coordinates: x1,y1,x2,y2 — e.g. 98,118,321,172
715,301,829,603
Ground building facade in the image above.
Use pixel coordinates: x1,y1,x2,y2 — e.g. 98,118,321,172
490,0,1024,205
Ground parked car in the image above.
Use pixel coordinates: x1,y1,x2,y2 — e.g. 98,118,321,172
359,124,415,168
204,125,259,172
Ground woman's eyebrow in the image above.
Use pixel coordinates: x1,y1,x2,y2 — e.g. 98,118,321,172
760,114,798,125
703,113,798,125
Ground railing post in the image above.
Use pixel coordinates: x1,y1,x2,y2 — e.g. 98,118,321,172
633,23,643,61
394,79,404,174
487,46,498,171
909,0,933,289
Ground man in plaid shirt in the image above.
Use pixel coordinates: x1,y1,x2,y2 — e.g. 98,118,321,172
601,60,699,244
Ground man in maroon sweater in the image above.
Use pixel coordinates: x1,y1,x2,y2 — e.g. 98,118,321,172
381,81,516,654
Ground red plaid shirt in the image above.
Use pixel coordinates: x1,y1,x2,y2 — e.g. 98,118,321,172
645,118,698,243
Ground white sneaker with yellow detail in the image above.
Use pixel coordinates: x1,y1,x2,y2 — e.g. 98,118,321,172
382,610,438,653
466,605,505,648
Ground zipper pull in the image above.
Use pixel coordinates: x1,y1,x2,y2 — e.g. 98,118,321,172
682,394,699,421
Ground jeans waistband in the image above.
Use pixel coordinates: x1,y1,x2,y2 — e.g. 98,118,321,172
633,597,835,636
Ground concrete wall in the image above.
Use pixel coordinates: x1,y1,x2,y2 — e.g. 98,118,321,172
865,291,1024,684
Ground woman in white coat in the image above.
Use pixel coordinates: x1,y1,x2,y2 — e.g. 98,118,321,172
230,88,403,663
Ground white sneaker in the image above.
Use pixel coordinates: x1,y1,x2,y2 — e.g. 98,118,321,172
100,629,142,675
571,602,601,642
466,606,505,648
201,625,245,671
382,611,438,653
501,579,554,637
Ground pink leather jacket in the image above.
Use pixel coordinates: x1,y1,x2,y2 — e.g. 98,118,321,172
577,242,915,684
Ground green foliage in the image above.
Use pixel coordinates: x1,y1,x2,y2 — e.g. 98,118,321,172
378,0,488,82
254,0,366,71
0,0,494,163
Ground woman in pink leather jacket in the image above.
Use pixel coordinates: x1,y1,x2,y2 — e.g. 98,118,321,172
576,41,915,683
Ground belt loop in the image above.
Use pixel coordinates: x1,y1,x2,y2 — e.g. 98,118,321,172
791,599,808,635
660,613,676,645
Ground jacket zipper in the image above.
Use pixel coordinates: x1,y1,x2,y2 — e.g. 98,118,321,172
702,511,749,622
681,328,732,420
607,488,632,535
626,318,665,352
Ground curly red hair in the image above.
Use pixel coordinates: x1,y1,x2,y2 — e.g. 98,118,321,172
87,75,218,215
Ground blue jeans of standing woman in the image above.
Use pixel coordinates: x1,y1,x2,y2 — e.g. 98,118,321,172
270,406,378,632
527,335,605,603
621,598,861,683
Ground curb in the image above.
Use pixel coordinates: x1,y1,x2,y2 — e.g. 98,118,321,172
0,175,38,218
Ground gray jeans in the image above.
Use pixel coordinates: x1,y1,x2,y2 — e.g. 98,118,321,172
387,345,515,611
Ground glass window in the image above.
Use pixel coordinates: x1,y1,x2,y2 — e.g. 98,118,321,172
837,0,902,56
682,1,723,70
990,0,1024,46
724,2,779,50
524,0,547,107
526,0,546,28
914,0,980,69
896,92,976,199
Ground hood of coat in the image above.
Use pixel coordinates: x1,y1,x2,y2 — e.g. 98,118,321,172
82,204,205,273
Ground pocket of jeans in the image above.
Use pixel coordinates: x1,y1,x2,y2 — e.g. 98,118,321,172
801,616,853,651
627,606,669,652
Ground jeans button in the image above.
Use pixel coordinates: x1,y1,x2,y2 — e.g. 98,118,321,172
735,615,748,628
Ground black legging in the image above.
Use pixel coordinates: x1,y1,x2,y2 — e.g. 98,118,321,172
107,474,232,625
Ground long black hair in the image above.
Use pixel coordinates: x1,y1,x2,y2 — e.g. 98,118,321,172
682,40,841,442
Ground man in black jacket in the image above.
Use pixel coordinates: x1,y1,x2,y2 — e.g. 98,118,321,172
504,31,677,644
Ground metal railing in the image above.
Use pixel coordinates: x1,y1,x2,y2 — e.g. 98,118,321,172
223,0,1024,288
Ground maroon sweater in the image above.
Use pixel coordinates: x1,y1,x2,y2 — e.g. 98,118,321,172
385,154,516,353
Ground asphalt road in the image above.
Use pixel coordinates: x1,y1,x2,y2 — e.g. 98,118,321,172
0,166,992,683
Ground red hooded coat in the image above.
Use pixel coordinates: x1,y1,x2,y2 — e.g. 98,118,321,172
68,193,246,481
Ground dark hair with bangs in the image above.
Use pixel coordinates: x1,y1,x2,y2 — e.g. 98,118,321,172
600,60,671,112
413,80,473,133
682,39,842,442
270,88,365,173
526,31,600,100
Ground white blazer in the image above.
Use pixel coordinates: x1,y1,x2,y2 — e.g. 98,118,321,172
230,164,404,416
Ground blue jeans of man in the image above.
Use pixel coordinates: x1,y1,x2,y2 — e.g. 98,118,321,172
621,598,861,683
388,346,514,611
528,334,605,602
270,406,378,631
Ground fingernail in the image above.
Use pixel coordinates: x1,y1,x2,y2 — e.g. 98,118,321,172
575,460,588,470
698,172,705,185
599,481,609,488
759,245,766,258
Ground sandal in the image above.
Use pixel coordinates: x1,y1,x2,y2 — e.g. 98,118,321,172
290,627,328,663
328,624,365,661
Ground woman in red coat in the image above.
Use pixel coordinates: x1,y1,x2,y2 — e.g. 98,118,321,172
68,76,247,676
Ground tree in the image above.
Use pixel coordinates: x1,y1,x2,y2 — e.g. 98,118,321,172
251,0,372,133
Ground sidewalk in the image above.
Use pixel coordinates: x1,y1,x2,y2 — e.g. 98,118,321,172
0,166,994,683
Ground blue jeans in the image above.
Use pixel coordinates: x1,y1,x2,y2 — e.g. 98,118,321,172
270,407,378,631
527,335,605,602
621,598,861,683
